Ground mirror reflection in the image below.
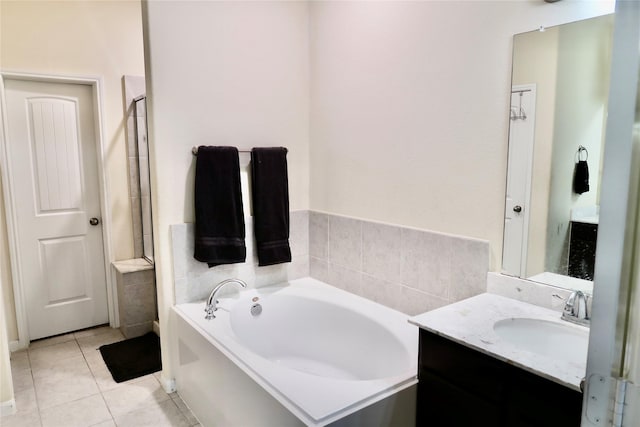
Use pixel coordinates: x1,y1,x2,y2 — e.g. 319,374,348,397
502,14,615,293
134,96,154,263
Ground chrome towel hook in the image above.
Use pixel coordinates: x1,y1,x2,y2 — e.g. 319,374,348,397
510,92,527,121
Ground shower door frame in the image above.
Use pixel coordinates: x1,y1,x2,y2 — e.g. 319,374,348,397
582,1,640,425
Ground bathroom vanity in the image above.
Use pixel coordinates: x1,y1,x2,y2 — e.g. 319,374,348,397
568,220,598,281
410,293,587,427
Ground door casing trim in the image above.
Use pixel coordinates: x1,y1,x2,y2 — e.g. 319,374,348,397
0,71,117,349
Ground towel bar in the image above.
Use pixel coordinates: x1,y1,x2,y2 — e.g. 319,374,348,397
192,146,287,155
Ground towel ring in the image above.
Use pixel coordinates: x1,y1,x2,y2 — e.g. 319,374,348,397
577,146,589,161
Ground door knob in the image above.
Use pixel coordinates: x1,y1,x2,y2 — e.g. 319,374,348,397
513,205,522,213
89,217,100,226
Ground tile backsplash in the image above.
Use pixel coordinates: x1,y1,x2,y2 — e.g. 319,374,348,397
170,210,309,304
310,212,490,315
486,272,571,312
112,258,157,338
170,210,490,315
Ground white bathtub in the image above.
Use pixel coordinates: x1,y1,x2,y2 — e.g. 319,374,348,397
171,277,418,427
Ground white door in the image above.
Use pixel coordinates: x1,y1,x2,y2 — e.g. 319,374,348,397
502,86,536,277
4,78,108,340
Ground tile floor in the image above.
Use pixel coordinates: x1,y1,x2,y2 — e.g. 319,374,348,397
3,326,200,427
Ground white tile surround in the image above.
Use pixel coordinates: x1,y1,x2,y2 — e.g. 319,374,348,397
171,210,490,316
310,212,491,315
170,210,310,304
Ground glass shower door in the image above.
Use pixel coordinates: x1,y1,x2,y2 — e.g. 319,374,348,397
133,96,154,263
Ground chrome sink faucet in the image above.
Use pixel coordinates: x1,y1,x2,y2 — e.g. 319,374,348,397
205,278,247,320
561,290,590,326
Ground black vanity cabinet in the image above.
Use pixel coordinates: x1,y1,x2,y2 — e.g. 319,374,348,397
569,221,598,280
417,330,583,427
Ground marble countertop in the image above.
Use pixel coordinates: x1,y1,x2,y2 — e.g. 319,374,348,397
571,205,599,225
409,293,588,392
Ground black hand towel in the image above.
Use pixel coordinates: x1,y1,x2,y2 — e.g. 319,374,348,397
251,147,291,266
573,160,590,194
194,146,246,267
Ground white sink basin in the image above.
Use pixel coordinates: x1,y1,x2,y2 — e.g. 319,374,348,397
493,318,589,364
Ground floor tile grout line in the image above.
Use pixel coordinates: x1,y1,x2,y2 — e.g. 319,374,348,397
94,338,178,424
91,338,118,426
164,397,190,424
97,388,118,427
36,337,88,421
171,392,202,427
9,326,200,427
41,335,111,426
84,334,120,427
27,354,43,418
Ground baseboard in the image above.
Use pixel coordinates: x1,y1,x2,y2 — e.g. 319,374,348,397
160,374,176,394
8,340,25,353
0,398,16,417
153,320,160,336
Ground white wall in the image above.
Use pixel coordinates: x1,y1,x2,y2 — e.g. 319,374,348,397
0,273,14,413
0,181,17,346
0,0,146,342
142,0,310,385
142,0,614,395
308,0,614,270
0,0,145,408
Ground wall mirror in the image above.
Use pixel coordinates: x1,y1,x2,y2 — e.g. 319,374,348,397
502,14,615,294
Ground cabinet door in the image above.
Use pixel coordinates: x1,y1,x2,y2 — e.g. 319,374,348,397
419,330,506,400
418,330,583,427
418,371,502,427
568,221,598,280
505,370,582,427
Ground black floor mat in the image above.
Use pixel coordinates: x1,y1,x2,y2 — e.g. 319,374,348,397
99,332,162,383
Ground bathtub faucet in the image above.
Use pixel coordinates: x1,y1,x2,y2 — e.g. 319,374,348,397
205,278,247,320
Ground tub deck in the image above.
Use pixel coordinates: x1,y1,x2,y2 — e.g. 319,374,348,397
171,277,418,426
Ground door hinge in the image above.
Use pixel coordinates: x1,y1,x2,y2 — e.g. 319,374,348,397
612,377,628,427
586,375,638,427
